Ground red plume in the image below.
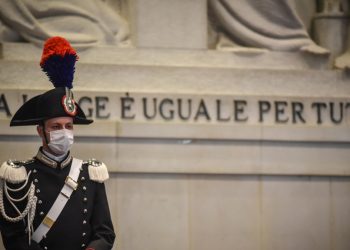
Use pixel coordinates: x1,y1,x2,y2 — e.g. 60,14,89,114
40,37,78,67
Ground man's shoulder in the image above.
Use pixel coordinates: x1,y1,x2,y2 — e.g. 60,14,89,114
0,158,35,184
82,158,109,183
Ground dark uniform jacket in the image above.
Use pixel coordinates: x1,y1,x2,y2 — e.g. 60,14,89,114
0,149,116,250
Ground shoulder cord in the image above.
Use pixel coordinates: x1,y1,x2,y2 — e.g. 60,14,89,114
3,171,33,215
6,170,32,193
0,170,37,245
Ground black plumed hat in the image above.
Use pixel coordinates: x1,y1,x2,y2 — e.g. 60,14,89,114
10,37,93,126
10,88,92,126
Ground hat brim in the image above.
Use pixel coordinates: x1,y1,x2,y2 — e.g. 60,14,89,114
10,90,93,126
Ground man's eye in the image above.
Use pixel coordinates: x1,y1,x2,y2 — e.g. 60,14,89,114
52,126,60,130
66,125,73,130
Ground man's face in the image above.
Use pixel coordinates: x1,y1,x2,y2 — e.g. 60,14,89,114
37,116,74,143
44,116,74,133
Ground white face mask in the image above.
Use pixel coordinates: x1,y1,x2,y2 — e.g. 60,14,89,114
47,129,74,155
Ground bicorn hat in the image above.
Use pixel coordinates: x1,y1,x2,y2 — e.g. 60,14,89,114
10,37,93,126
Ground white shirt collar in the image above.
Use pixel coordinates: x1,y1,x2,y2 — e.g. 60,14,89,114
42,148,68,162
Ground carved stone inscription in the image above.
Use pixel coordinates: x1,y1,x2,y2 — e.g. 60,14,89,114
0,91,349,127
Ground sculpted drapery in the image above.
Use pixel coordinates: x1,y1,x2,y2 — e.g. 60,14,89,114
0,0,130,48
208,0,328,54
1,0,349,68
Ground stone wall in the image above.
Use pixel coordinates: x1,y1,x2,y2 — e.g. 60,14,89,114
0,0,350,249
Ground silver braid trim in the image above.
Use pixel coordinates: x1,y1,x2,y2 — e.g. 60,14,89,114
0,177,37,244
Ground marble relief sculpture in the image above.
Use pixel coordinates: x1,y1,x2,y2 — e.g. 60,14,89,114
208,0,350,68
327,1,350,69
1,0,349,68
313,0,350,69
208,0,328,54
0,0,130,48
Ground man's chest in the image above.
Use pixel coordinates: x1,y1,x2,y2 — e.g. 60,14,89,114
26,162,96,247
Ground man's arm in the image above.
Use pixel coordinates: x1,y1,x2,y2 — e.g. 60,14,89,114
0,221,43,250
86,182,116,250
0,167,43,250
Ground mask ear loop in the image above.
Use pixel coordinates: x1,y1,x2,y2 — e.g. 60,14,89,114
40,121,49,145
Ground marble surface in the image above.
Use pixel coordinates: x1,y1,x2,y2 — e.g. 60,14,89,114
104,174,350,250
0,12,350,249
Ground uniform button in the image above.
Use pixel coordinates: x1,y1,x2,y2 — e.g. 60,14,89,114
81,177,85,181
83,220,87,224
38,200,42,204
36,189,40,193
34,179,38,183
40,212,44,216
83,186,87,191
44,247,48,250
82,232,86,236
81,244,85,247
83,197,87,202
33,169,37,173
84,209,87,214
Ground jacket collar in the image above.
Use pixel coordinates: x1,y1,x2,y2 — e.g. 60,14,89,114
35,149,72,169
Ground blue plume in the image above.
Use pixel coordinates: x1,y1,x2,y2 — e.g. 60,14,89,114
41,54,77,89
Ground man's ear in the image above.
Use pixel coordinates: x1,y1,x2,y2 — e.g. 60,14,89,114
37,124,49,145
37,125,43,138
